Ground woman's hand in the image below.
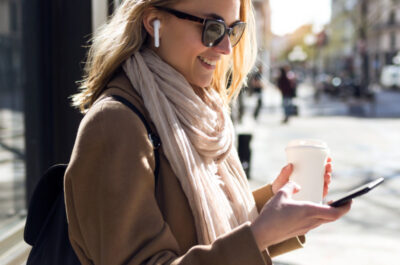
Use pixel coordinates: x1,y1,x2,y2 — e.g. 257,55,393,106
272,157,333,197
250,182,351,251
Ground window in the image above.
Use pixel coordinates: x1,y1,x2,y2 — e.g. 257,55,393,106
389,10,396,25
390,32,396,51
0,0,26,228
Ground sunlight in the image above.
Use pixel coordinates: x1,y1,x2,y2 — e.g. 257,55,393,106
270,0,331,36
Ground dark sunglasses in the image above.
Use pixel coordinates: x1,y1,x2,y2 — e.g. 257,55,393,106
155,6,246,47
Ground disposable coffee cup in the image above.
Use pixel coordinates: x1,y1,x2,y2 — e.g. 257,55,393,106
285,139,330,203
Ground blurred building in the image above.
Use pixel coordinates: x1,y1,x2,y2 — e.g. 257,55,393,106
367,0,400,84
269,24,317,84
253,0,272,78
270,34,291,63
323,0,400,87
323,0,358,76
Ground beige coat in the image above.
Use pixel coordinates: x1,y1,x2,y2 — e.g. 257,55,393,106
64,71,305,265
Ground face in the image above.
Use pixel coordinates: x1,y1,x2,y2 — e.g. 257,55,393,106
153,0,241,88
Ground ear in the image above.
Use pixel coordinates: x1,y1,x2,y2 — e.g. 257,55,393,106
143,9,162,38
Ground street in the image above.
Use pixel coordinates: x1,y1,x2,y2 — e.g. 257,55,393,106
236,81,400,265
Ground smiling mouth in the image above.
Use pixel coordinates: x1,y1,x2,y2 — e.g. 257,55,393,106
198,56,217,67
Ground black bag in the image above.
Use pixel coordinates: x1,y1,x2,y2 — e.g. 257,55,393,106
24,95,161,265
24,164,80,264
288,103,298,116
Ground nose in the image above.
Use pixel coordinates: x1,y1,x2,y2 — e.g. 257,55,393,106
213,34,232,55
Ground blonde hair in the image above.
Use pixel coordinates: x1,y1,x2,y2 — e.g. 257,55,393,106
72,0,257,113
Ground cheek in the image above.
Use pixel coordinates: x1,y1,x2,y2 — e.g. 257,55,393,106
161,28,206,81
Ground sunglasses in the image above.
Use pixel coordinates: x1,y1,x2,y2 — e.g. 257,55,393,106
155,6,246,47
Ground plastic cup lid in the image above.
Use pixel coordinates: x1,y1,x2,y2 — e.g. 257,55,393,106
285,139,329,150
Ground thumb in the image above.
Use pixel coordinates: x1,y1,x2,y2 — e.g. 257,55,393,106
279,181,301,198
272,164,294,193
279,163,293,180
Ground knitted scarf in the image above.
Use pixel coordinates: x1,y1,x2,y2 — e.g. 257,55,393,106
123,49,258,244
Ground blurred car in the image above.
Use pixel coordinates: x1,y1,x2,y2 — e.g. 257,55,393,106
380,65,400,89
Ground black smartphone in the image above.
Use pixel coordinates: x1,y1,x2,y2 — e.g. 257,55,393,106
329,177,384,207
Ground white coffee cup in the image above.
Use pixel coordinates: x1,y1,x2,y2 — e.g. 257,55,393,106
285,139,330,203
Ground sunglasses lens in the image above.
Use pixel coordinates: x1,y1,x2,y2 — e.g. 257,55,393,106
229,23,246,47
203,20,247,47
203,21,226,47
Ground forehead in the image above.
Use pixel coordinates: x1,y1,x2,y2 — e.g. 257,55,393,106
172,0,241,24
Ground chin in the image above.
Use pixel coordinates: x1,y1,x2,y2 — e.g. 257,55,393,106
192,77,213,88
191,83,211,90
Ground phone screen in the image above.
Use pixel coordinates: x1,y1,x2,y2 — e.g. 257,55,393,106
329,177,384,207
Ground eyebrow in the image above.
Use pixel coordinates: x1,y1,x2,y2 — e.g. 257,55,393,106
204,12,241,26
205,13,225,20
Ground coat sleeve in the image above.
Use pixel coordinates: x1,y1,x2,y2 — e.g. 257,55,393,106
252,184,306,257
65,100,269,265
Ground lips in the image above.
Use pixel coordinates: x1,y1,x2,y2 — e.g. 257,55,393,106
198,56,217,67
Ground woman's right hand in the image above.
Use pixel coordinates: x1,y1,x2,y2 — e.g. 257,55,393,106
250,182,351,251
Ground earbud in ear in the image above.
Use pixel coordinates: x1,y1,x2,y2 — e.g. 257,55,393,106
153,19,161,48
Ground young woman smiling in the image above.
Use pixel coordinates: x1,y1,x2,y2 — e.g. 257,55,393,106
64,0,351,264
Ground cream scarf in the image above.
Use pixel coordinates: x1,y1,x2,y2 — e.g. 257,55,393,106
123,49,258,244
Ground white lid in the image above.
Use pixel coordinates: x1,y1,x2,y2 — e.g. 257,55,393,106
285,139,329,150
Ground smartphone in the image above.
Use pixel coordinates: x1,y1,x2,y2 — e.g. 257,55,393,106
329,177,384,207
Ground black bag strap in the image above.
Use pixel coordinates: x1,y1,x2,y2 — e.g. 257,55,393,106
109,94,161,183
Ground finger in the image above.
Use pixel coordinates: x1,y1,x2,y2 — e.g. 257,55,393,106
273,164,294,193
313,203,351,220
323,185,329,197
324,171,331,181
323,172,331,197
335,200,352,212
327,157,332,163
279,163,293,180
278,181,301,198
323,182,329,197
324,173,331,188
325,163,332,173
325,201,352,219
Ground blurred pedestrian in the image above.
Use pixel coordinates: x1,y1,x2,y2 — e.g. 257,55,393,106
64,0,351,264
277,67,297,123
249,64,264,119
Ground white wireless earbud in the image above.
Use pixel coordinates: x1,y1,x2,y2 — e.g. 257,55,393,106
153,19,160,48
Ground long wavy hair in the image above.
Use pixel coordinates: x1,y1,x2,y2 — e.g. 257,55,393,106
72,0,257,113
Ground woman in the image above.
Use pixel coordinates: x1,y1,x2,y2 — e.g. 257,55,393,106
64,0,351,264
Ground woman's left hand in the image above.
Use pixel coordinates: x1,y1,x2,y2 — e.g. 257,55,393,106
272,157,332,197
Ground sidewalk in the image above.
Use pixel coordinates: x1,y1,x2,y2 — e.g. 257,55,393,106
238,83,400,265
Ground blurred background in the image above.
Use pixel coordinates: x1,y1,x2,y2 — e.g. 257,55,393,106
0,0,399,264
